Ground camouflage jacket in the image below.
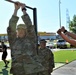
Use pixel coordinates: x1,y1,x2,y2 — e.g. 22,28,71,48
7,14,46,74
38,47,55,73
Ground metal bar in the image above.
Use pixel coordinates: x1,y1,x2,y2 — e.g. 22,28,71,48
33,8,38,54
5,0,34,10
33,8,38,36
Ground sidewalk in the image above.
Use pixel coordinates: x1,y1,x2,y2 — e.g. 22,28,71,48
51,60,76,75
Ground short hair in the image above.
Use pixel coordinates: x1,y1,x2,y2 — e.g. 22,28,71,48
40,39,46,43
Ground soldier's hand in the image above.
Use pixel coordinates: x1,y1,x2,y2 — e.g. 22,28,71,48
14,1,21,10
20,3,27,14
20,3,26,9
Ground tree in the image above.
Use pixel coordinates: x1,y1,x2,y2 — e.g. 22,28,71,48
69,15,76,34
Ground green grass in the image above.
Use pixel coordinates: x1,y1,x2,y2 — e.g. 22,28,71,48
54,50,76,63
0,60,12,75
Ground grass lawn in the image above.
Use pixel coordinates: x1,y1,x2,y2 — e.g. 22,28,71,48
54,50,76,63
0,50,76,75
0,60,12,75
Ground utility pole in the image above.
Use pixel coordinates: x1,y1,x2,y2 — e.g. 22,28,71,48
59,0,61,28
66,8,70,31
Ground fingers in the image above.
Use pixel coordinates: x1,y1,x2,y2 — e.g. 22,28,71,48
61,26,65,30
57,29,61,34
57,26,66,33
15,1,21,6
20,3,26,9
14,1,21,10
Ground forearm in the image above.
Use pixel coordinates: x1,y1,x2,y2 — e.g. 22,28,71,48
22,9,27,15
21,12,32,27
13,9,18,16
60,33,76,47
21,3,36,38
21,12,36,38
9,7,19,31
61,26,76,39
65,31,76,39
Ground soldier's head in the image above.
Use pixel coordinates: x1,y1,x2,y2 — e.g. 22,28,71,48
16,24,27,38
40,39,46,49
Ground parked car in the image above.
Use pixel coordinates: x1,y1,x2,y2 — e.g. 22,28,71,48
57,39,67,49
46,42,55,49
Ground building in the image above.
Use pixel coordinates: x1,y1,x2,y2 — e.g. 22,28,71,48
0,34,8,42
0,32,57,42
38,32,56,40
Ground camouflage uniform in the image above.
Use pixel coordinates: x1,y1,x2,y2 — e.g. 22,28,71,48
38,47,55,75
7,14,46,75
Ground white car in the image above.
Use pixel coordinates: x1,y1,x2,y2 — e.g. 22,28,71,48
46,42,55,49
57,39,67,49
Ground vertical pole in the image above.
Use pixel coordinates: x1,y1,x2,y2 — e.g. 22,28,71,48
59,0,61,28
33,8,38,54
33,8,37,36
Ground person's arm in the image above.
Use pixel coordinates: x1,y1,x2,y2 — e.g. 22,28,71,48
61,26,76,39
7,2,20,47
57,29,76,47
49,50,55,73
65,31,76,39
21,4,36,38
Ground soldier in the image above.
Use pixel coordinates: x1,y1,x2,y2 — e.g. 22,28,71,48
38,39,55,75
7,2,46,75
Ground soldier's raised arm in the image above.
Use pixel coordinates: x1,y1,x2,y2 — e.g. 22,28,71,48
21,3,36,38
7,2,20,46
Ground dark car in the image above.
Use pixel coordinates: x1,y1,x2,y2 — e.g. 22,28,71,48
57,39,67,49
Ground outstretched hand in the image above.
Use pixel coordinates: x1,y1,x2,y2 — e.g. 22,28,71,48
57,29,62,34
57,26,66,34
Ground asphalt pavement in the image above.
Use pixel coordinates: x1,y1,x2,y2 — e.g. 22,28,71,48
51,60,76,75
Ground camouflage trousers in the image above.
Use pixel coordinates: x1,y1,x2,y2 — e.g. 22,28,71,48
13,73,38,75
11,71,51,75
10,67,38,75
38,71,51,75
